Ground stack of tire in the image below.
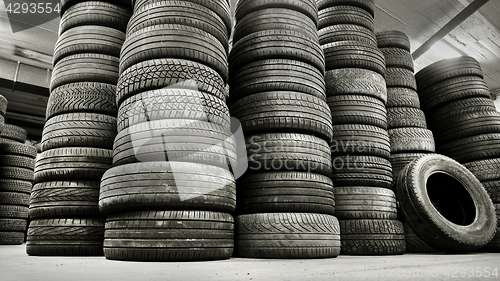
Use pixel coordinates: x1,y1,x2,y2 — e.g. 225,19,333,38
26,1,132,256
229,0,341,259
318,0,405,255
415,56,500,252
377,30,436,253
98,0,238,262
0,124,36,245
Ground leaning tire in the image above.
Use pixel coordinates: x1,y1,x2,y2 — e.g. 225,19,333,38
396,154,497,252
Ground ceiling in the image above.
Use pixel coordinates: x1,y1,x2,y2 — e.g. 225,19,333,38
0,0,500,140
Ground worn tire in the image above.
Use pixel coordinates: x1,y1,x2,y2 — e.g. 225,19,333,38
331,156,393,188
0,155,35,170
318,6,374,31
388,128,435,153
235,213,341,259
99,162,236,214
29,181,101,219
26,218,105,256
327,95,387,129
438,133,500,163
319,24,376,46
380,48,414,71
1,124,27,143
340,219,405,255
0,192,29,206
386,88,421,109
376,30,411,51
235,0,318,25
104,210,234,261
333,187,397,220
116,58,226,107
34,148,112,183
325,68,387,103
481,181,500,203
245,133,332,177
0,232,25,245
387,107,427,129
390,153,428,178
0,179,32,193
318,0,375,16
0,218,27,231
323,41,386,76
396,154,497,252
46,82,117,120
41,113,117,151
331,124,391,159
230,92,333,142
464,158,500,181
236,172,335,215
0,166,34,181
385,68,417,90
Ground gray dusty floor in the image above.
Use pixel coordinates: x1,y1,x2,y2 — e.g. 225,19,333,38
1,244,500,281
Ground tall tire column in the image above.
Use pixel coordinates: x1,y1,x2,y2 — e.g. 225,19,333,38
99,0,237,262
318,0,405,255
229,0,341,259
415,56,500,252
0,124,36,245
376,30,436,253
26,1,132,256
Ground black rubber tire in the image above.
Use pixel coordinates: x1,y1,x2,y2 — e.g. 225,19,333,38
235,213,341,259
339,219,405,255
50,53,119,92
127,0,229,50
46,82,117,120
120,24,228,81
438,133,500,163
0,179,31,193
318,0,375,16
415,56,483,92
327,95,387,129
29,181,101,219
325,68,387,104
53,25,124,65
388,128,435,153
0,94,7,116
0,232,25,245
233,8,318,44
323,41,386,76
0,140,37,158
26,218,105,256
330,156,393,188
236,172,335,215
319,24,376,46
380,48,414,71
390,152,428,179
0,155,35,170
0,218,27,231
387,107,427,129
463,158,500,181
428,97,496,123
385,67,417,90
245,133,332,176
331,124,391,160
396,154,497,252
0,205,28,219
99,162,236,214
116,58,226,107
333,187,397,220
230,92,333,142
60,0,133,15
0,192,29,206
386,88,421,109
235,0,318,26
104,210,234,261
418,76,491,111
376,30,411,51
41,113,117,151
229,59,326,103
318,5,374,30
59,1,131,35
0,166,34,181
1,124,27,143
112,119,236,168
403,223,437,253
481,181,500,203
34,148,112,183
229,29,325,75
118,88,230,132
432,110,500,145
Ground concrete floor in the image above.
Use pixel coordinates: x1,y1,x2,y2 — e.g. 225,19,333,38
1,244,499,281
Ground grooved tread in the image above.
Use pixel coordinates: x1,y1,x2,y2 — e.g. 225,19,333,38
388,128,435,153
325,68,387,103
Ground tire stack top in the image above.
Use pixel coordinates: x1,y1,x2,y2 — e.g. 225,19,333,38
415,56,500,252
229,0,341,259
376,30,436,253
318,0,405,256
99,0,237,262
27,0,132,256
0,124,36,245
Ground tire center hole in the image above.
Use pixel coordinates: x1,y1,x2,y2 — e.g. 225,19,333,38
426,172,476,226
